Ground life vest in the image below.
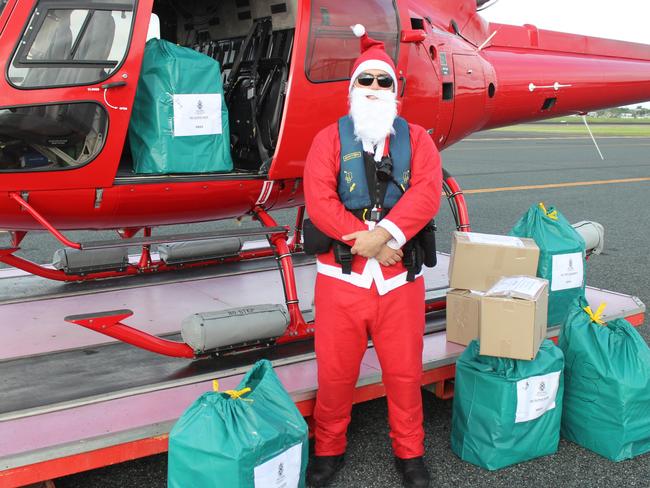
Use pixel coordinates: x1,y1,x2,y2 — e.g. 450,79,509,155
337,115,411,210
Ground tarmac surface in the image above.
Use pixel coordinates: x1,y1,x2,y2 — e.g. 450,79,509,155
8,129,650,487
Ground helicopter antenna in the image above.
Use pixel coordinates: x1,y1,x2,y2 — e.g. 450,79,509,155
477,30,498,51
581,114,605,160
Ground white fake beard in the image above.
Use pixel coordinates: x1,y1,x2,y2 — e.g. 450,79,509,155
348,87,398,148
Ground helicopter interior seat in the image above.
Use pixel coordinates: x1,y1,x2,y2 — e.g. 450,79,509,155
227,57,287,172
0,12,73,143
255,29,292,165
41,11,116,146
226,23,293,172
21,11,74,94
256,40,291,168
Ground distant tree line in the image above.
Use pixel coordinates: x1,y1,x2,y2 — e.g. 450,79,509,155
591,106,650,118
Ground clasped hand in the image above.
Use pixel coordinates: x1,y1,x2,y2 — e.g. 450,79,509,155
341,229,403,266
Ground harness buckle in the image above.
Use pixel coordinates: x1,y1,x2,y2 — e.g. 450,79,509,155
369,206,383,222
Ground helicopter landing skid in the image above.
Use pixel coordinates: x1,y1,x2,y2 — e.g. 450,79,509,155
64,207,314,358
0,204,306,282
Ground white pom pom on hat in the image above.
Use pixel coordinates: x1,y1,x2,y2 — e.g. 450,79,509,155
351,24,366,38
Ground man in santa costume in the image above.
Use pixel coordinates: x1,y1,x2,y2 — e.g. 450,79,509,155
303,24,442,488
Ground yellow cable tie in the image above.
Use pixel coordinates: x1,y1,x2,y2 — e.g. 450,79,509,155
538,202,558,220
214,381,252,402
583,303,607,325
224,387,253,402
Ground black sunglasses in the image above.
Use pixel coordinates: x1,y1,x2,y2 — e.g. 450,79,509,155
356,73,394,89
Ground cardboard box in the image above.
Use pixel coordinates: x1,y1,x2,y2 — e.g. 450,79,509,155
446,289,481,346
479,278,548,360
448,231,540,292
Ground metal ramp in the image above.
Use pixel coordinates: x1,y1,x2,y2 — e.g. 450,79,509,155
0,252,644,486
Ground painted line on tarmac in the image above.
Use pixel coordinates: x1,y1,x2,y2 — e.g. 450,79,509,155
452,142,650,151
466,135,650,141
464,176,650,194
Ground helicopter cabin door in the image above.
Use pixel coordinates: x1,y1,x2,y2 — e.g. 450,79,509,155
268,0,410,180
446,53,486,145
0,0,151,191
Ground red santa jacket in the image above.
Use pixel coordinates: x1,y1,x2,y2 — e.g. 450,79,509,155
303,120,442,295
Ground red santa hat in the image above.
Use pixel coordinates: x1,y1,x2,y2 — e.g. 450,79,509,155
349,24,398,92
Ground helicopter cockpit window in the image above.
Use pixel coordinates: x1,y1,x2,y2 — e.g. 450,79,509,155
0,102,108,171
7,0,135,88
306,0,399,82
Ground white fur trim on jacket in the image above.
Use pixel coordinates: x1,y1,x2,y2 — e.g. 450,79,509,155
316,257,423,295
377,218,407,248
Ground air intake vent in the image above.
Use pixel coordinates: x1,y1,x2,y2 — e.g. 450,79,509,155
442,82,454,100
541,97,557,110
411,18,424,30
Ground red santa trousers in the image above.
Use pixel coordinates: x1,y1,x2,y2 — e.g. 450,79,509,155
313,273,425,459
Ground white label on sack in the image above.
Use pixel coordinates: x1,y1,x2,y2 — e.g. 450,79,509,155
515,371,561,423
550,252,584,291
465,232,525,248
487,276,546,300
254,442,302,488
173,93,222,137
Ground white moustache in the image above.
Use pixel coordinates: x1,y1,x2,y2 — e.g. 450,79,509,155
348,87,398,148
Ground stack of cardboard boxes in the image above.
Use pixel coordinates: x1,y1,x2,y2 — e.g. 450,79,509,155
446,231,548,360
448,231,565,470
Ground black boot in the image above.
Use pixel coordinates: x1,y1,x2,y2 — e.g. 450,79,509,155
306,454,345,487
395,456,430,488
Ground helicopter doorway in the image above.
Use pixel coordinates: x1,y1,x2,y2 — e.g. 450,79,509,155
116,0,296,182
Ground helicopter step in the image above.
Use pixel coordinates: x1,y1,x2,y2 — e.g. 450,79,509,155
64,303,294,359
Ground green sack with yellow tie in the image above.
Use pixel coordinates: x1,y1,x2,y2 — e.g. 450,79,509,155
510,202,586,326
559,296,650,461
168,359,308,487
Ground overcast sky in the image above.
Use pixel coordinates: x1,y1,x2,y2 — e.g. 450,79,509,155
480,0,650,108
480,0,649,44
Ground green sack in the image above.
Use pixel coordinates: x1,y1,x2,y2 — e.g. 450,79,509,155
510,203,586,326
451,339,564,470
129,38,233,174
559,297,650,461
168,360,308,487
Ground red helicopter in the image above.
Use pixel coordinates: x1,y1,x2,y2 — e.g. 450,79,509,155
0,0,648,357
